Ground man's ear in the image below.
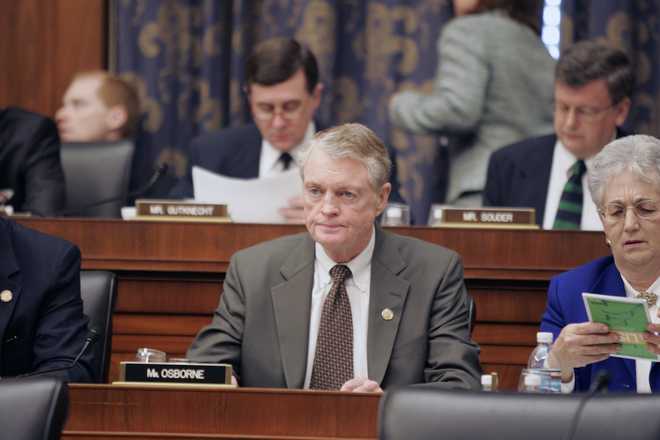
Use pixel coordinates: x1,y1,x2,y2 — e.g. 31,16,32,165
310,83,324,109
106,106,128,132
614,97,631,126
376,183,392,215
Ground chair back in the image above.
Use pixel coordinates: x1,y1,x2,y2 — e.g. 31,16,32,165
379,387,660,440
0,378,69,440
80,270,116,382
466,294,476,336
60,140,134,217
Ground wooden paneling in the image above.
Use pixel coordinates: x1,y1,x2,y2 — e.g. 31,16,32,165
16,218,611,390
0,0,106,117
64,385,380,439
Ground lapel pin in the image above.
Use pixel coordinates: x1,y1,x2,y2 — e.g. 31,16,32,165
0,290,13,303
381,308,394,321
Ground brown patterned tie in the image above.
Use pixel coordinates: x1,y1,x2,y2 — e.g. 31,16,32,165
309,264,353,390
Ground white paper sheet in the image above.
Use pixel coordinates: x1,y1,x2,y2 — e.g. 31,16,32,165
192,166,302,223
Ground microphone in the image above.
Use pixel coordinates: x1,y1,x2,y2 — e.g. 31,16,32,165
58,163,169,216
13,328,99,380
566,370,610,440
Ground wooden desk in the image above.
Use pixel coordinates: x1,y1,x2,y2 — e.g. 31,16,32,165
63,384,380,439
17,218,610,390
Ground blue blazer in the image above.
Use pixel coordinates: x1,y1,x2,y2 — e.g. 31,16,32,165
169,123,406,204
0,218,93,381
540,255,660,392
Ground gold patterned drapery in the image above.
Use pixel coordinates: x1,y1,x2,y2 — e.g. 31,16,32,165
113,1,660,222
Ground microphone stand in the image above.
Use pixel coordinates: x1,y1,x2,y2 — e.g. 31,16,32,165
10,328,99,380
566,370,610,440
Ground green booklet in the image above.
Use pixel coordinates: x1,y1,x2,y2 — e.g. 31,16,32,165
582,292,659,361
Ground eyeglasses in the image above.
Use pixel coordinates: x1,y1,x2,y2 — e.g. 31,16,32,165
554,102,616,122
599,200,660,225
251,100,304,122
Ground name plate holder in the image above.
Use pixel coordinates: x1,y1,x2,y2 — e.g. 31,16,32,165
134,199,230,223
114,361,234,389
429,206,538,229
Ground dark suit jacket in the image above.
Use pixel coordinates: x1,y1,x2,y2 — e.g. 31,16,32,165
187,228,481,390
482,133,555,225
0,107,66,216
0,218,94,381
483,129,629,225
169,123,405,204
540,255,660,393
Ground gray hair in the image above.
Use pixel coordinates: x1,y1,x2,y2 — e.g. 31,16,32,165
298,123,392,191
556,40,633,105
588,135,660,207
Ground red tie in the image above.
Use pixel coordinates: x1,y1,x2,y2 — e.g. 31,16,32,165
309,265,353,390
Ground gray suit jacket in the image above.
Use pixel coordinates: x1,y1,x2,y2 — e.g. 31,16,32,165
187,228,481,390
389,11,555,203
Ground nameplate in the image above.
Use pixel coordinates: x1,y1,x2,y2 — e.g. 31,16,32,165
118,361,232,385
135,199,230,222
429,207,537,229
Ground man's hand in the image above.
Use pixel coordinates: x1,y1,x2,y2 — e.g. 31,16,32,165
279,195,305,224
340,377,383,393
547,322,620,381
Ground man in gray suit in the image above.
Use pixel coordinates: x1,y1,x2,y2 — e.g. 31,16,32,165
187,123,481,392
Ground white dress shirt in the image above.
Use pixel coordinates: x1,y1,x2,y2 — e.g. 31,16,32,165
622,275,660,393
542,140,602,231
258,122,315,177
303,227,374,388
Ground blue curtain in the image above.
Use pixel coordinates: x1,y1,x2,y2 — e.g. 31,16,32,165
113,1,660,221
112,0,453,223
561,0,660,136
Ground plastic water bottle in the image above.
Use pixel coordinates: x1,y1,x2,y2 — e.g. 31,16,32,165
481,374,493,391
522,372,542,392
527,331,553,369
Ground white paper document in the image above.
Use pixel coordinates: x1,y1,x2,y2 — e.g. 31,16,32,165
192,166,302,223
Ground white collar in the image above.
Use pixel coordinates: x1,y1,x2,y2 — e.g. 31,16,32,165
314,226,375,293
261,122,315,171
622,275,660,299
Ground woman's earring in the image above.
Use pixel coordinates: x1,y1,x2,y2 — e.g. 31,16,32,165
606,238,612,246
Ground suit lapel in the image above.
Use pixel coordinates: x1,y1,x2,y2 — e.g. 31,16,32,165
590,260,636,383
518,135,555,223
271,235,315,388
0,220,21,358
367,229,410,384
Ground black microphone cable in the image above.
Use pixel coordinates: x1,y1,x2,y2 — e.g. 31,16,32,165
566,369,610,440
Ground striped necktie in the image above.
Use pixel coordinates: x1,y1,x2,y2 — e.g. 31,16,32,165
553,160,586,230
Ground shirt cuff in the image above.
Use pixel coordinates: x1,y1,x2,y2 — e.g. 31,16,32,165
561,372,575,394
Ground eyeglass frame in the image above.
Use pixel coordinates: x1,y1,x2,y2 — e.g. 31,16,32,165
553,100,621,122
243,85,309,123
598,199,660,225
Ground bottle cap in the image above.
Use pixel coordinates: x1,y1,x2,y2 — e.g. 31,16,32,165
537,332,553,344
